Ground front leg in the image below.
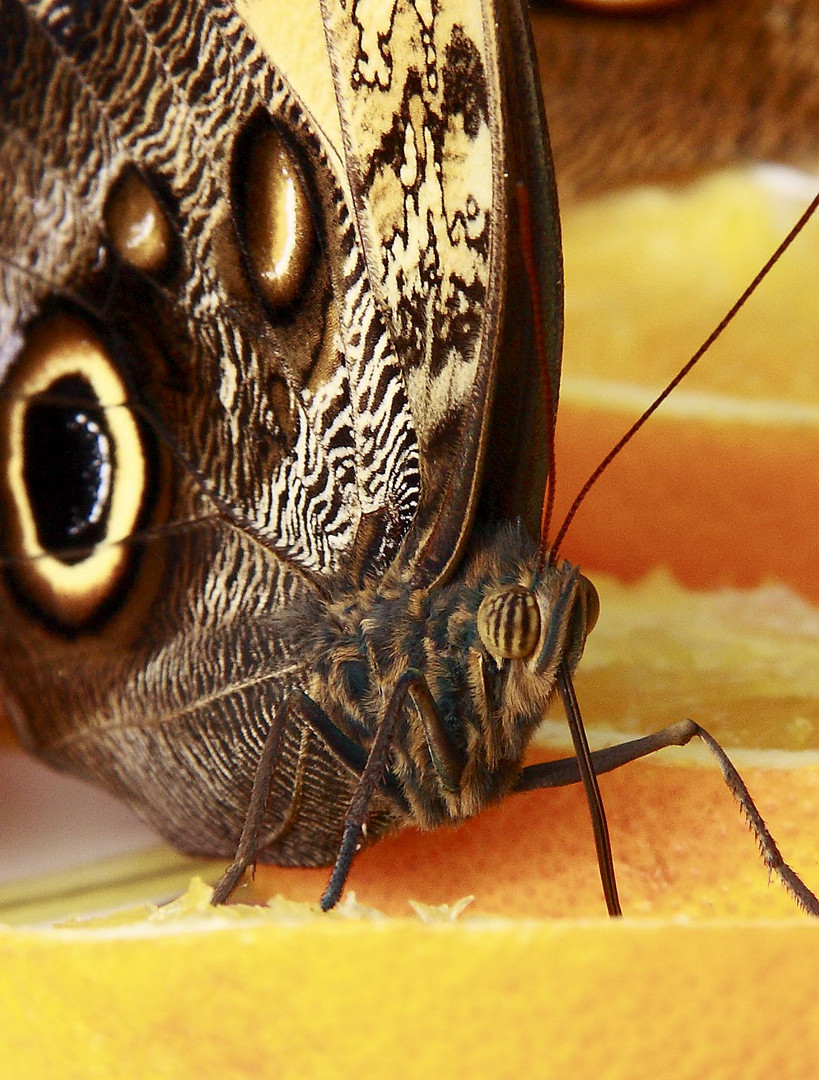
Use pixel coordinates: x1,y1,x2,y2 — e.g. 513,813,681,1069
320,669,452,911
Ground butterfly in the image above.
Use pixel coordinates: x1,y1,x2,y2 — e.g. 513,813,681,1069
0,0,815,917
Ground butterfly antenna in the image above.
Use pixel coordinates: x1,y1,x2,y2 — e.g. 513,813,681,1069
515,182,557,570
551,187,819,560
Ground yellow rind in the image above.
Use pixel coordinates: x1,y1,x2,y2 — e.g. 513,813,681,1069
3,883,819,1080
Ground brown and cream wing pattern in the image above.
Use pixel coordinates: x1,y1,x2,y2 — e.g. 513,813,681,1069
0,0,555,864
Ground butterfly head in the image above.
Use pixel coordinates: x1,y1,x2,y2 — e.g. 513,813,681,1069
396,533,602,825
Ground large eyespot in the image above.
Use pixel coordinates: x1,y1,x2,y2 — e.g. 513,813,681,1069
477,585,541,660
103,166,175,276
0,311,153,631
234,115,316,312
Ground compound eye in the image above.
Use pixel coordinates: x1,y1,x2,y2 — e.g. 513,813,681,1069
477,585,541,660
0,312,150,630
579,574,600,635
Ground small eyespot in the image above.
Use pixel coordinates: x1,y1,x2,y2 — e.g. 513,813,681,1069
477,585,541,660
0,312,151,630
103,166,175,275
234,116,315,311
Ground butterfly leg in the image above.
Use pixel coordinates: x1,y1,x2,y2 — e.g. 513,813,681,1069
515,717,819,916
320,669,423,911
211,692,292,905
407,674,466,794
256,724,313,850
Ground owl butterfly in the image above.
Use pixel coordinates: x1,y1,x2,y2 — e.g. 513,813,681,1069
0,0,816,918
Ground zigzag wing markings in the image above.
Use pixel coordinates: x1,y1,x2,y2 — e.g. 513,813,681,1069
3,0,421,584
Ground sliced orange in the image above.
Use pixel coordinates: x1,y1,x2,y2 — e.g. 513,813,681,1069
553,169,819,598
3,169,819,1080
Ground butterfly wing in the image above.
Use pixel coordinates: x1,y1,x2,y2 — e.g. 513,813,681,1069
3,0,428,584
319,0,563,587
